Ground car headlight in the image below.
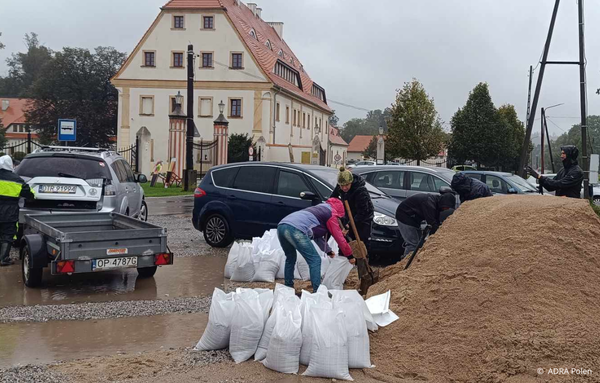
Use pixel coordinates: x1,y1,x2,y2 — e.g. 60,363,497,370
373,212,397,227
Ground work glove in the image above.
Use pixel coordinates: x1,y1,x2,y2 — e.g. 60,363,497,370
526,166,540,179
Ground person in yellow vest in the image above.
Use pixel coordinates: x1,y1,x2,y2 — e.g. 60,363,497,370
0,155,34,266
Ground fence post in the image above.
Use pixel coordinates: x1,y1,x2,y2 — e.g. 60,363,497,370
135,136,140,173
27,131,32,154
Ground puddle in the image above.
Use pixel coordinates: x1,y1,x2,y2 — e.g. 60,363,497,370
146,197,194,216
0,256,227,307
0,313,206,368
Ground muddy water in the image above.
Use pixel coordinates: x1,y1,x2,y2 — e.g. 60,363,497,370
0,256,227,307
0,313,207,368
146,196,194,216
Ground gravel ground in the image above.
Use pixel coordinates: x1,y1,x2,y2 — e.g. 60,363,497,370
0,296,211,323
0,364,71,383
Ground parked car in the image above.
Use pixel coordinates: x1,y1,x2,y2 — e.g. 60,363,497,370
460,171,538,194
192,163,403,263
15,146,148,225
352,165,458,203
347,160,376,169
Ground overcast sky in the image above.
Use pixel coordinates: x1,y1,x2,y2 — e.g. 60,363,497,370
1,0,598,137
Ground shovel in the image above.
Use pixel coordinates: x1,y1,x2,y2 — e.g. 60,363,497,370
343,200,378,296
404,224,432,270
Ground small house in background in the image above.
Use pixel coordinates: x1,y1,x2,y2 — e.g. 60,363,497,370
0,98,39,154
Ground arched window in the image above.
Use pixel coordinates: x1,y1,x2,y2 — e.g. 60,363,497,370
249,29,257,39
265,40,272,50
278,49,283,57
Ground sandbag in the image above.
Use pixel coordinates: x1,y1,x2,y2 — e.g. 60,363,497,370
263,299,303,374
231,244,255,282
194,288,235,350
254,307,277,361
255,291,300,361
224,242,240,279
229,289,264,363
338,301,371,369
296,252,311,281
331,289,378,332
299,289,333,366
302,307,353,381
273,283,295,309
252,249,281,283
322,256,354,291
276,251,287,279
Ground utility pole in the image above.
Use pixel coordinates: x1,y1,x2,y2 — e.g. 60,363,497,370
578,0,589,198
541,108,545,176
184,44,196,191
543,110,556,173
526,65,534,167
518,0,561,178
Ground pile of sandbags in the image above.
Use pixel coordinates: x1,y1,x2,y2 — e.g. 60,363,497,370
224,230,353,286
195,285,377,380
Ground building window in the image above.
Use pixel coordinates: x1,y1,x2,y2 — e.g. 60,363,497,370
201,52,213,68
173,15,184,29
265,40,272,50
199,97,213,117
203,16,214,30
276,102,280,122
303,113,306,129
143,51,155,67
140,96,154,116
231,53,243,69
278,50,283,57
273,60,301,89
249,29,257,39
308,117,311,130
311,83,327,103
13,126,17,132
286,106,290,124
229,98,242,118
19,125,24,132
170,95,184,114
172,52,184,68
293,110,297,126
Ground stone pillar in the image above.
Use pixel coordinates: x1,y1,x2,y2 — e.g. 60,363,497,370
168,117,186,177
214,110,229,166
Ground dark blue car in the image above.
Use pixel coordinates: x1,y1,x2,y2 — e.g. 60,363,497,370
192,163,403,263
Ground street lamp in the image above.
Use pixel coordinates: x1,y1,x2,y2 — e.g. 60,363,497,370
541,102,564,174
218,100,225,116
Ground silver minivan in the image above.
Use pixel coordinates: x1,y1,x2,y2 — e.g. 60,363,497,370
15,146,148,223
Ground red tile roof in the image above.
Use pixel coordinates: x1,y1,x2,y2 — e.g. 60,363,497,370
162,0,331,112
0,98,31,129
329,127,348,146
347,135,374,153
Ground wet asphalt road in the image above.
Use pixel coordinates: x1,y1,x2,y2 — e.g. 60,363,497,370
0,196,229,368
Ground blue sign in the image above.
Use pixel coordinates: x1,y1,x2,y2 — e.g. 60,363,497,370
58,119,77,142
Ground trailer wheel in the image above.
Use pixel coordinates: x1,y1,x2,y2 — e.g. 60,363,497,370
137,266,157,278
21,245,43,287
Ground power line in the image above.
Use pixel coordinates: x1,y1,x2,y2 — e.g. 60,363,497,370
327,99,372,113
545,117,569,134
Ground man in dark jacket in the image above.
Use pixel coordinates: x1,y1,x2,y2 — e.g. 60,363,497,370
395,193,456,259
0,155,34,266
527,145,584,198
331,167,374,250
451,172,493,203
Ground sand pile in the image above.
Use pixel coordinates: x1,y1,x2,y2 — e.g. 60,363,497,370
367,195,600,382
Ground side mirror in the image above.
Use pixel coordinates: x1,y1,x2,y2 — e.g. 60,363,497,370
507,187,517,194
438,186,454,194
300,191,318,200
137,174,148,184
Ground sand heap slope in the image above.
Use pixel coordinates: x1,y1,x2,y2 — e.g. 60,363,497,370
367,195,600,382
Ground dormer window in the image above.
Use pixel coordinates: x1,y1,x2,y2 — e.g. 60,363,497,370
265,40,272,50
311,83,326,103
249,29,257,40
278,50,283,57
274,60,302,90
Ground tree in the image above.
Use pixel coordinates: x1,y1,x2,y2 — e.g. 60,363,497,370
0,32,5,50
228,133,254,163
497,104,526,172
329,110,339,128
26,46,126,147
339,108,391,143
386,80,445,165
448,83,509,169
0,33,53,97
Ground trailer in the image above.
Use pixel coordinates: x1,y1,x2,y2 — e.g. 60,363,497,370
20,212,172,287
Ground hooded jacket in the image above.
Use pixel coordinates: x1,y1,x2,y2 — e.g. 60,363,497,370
0,155,34,223
539,145,584,198
330,175,374,226
451,172,493,203
395,193,456,233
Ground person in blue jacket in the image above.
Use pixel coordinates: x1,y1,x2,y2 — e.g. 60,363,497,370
451,172,493,203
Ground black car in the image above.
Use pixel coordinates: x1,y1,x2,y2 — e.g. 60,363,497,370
192,163,403,263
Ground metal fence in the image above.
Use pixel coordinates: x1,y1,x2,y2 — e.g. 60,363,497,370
0,135,43,158
193,139,219,177
118,136,139,173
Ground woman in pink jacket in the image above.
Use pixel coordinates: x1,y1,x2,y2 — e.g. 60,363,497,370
277,198,354,292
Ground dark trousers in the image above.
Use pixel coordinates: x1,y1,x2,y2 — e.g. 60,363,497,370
0,221,17,244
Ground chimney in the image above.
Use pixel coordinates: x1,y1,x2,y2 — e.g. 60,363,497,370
268,22,284,39
247,3,257,16
1,100,8,112
256,7,262,19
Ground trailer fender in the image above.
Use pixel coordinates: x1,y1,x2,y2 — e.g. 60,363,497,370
21,234,48,269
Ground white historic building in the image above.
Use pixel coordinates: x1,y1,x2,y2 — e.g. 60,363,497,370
112,0,332,175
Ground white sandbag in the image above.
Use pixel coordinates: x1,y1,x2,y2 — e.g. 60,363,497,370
299,291,333,366
331,289,378,332
322,256,354,291
320,254,331,277
296,252,311,281
276,251,287,279
252,249,281,283
254,307,276,361
257,289,274,323
255,292,300,361
229,290,265,363
273,283,295,309
328,236,339,254
302,307,353,381
194,288,235,351
338,301,371,369
224,242,240,279
263,299,303,374
230,244,255,282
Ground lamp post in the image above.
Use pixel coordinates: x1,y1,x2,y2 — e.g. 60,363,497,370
214,100,229,165
168,91,187,182
377,126,385,165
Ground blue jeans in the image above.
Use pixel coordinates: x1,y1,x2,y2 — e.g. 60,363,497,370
277,224,321,292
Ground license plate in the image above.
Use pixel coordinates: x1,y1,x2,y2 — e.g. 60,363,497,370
39,184,77,194
93,256,138,271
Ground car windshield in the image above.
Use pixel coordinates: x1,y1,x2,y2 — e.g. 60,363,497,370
506,175,537,193
310,168,386,197
16,156,112,180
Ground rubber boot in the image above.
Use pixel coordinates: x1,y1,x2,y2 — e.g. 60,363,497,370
0,243,13,266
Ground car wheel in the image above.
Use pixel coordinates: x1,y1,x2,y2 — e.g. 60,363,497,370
594,196,600,206
139,200,148,221
137,266,157,278
21,245,43,288
203,214,233,247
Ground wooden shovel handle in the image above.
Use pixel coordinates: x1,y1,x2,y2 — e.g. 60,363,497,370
344,200,361,243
